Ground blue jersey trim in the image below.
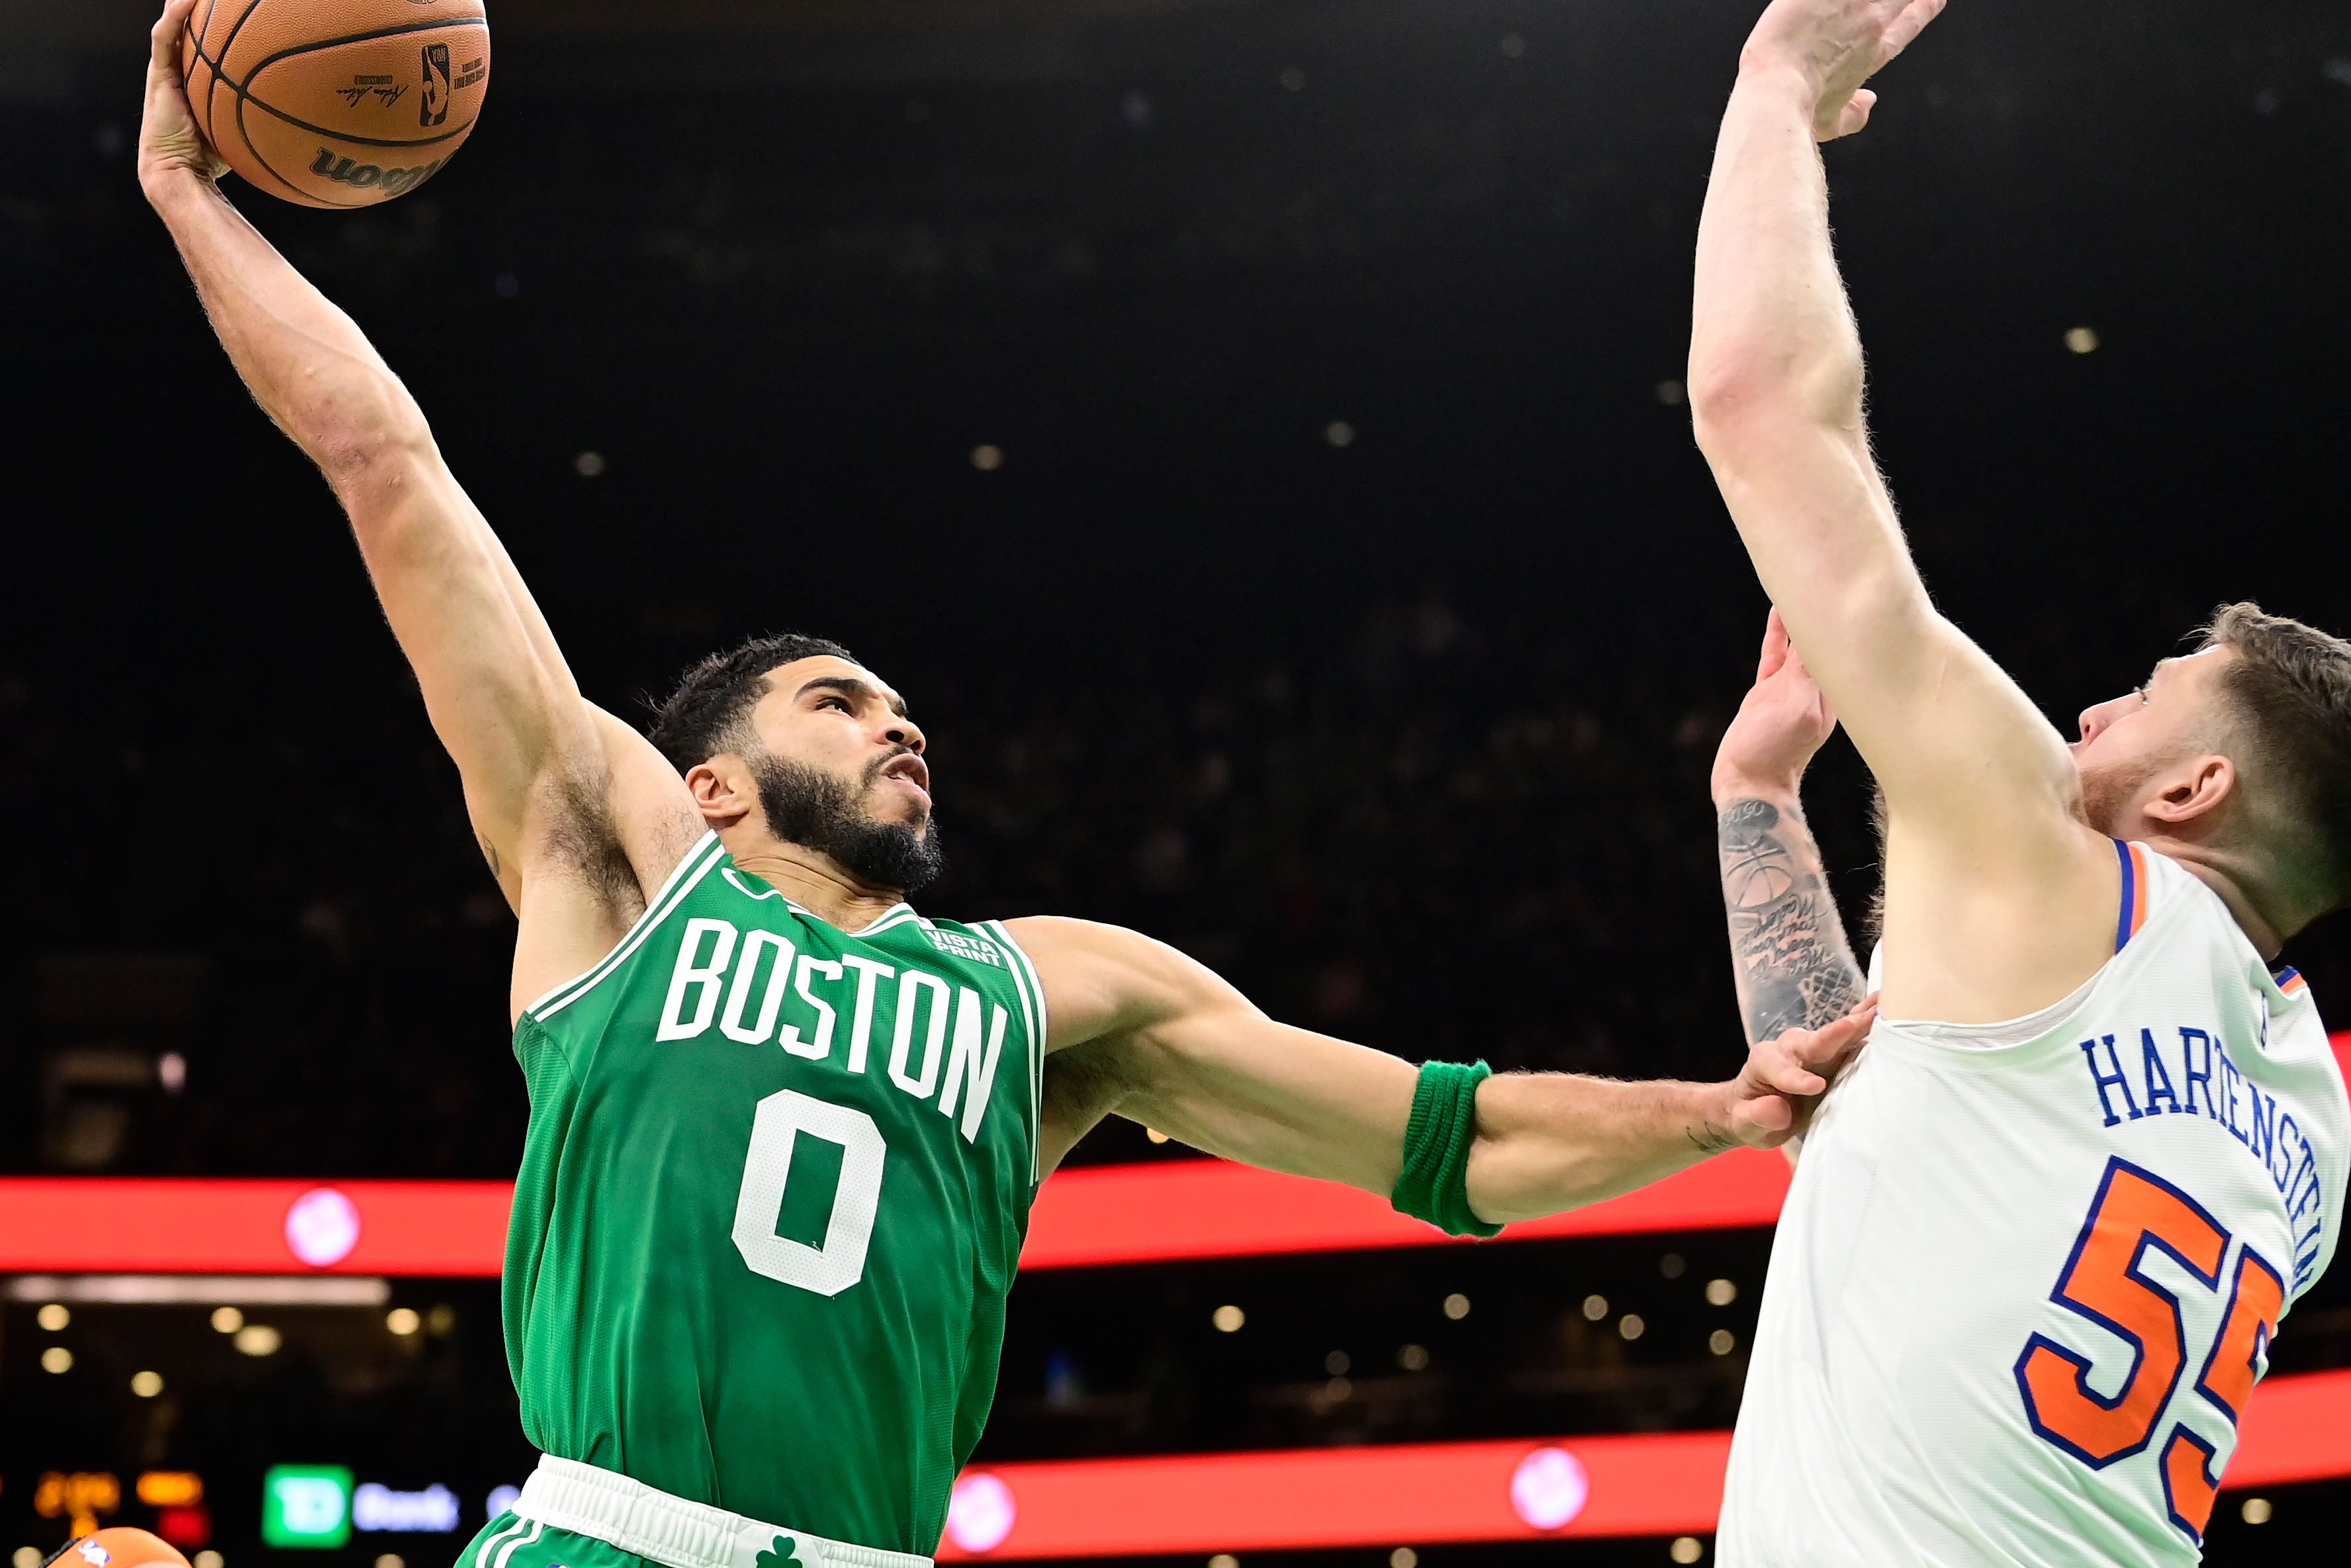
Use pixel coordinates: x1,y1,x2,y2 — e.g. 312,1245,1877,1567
2113,839,2137,954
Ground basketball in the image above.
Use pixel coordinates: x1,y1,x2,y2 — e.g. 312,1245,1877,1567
179,0,489,208
52,1532,191,1568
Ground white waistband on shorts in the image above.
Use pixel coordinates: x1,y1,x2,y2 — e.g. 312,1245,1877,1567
509,1454,933,1568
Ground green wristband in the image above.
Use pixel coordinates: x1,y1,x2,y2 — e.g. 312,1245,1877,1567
1389,1059,1502,1238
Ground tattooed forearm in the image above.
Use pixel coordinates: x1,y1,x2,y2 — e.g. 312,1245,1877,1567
1686,1116,1738,1155
1718,796,1867,1044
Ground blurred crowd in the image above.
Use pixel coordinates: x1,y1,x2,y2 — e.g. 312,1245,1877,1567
0,598,1876,1177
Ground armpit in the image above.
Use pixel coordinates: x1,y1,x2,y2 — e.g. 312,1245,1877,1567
534,763,647,927
1039,1044,1137,1172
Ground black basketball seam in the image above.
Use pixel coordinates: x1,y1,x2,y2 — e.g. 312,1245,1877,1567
199,0,269,184
240,94,479,154
193,0,259,152
202,9,485,194
188,0,219,143
235,86,351,207
205,0,271,102
201,0,273,167
238,15,487,93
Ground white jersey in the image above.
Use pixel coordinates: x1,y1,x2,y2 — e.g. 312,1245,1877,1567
1720,842,2349,1567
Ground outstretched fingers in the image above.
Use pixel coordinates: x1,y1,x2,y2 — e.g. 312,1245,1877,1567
1729,1004,1878,1146
1883,0,1951,60
1789,1005,1877,1078
1751,1035,1829,1097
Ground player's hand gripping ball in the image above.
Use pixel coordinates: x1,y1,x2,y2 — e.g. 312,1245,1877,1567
48,1532,191,1568
179,0,490,207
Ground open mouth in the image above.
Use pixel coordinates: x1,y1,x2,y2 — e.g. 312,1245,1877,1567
878,752,931,803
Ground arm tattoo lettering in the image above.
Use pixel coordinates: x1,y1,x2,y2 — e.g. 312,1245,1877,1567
1718,797,1866,1044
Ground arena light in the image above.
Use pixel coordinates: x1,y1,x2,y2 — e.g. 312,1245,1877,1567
933,1369,2351,1558
136,1473,204,1508
7,1275,391,1305
261,1466,353,1550
3,1037,2343,1275
351,1483,461,1533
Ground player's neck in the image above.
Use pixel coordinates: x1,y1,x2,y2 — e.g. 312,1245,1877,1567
2141,835,2295,960
723,833,909,934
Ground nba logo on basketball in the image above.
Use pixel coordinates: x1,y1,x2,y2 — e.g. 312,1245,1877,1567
420,43,450,127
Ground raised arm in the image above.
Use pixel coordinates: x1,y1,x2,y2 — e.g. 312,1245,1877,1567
1686,0,2116,1020
1015,916,1867,1224
1712,612,1867,1045
137,1,698,1013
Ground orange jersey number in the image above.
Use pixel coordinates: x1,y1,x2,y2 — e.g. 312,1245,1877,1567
2014,1156,2285,1545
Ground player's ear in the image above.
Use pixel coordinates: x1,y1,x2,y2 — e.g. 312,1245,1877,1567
2143,754,2235,826
685,755,761,829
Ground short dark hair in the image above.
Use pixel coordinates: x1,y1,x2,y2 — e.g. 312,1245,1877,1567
2199,602,2351,902
647,633,860,771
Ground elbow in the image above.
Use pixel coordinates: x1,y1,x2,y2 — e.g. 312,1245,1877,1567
316,394,432,481
1685,352,1771,448
317,401,441,521
1687,341,1864,462
275,351,436,492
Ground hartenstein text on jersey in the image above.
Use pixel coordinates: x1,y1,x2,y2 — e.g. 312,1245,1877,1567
2078,1022,2329,1289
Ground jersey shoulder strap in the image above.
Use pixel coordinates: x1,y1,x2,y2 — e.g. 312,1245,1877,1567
903,915,1050,1184
523,831,727,1023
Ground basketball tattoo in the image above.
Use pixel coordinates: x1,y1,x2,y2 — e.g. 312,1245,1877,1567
1716,797,1866,1044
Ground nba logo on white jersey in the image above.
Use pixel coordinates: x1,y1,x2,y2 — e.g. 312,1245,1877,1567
1721,843,2350,1567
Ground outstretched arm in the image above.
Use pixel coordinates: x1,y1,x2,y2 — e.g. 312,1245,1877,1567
1686,0,2115,1021
138,1,698,1014
1016,916,1868,1223
1713,612,1867,1045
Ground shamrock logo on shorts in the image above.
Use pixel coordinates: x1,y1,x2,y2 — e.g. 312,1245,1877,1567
757,1536,806,1568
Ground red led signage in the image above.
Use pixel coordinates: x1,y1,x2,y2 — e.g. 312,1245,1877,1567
3,1038,2343,1276
0,1150,1788,1277
934,1369,2351,1558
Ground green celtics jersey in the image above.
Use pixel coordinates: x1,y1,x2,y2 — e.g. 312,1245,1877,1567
502,834,1046,1555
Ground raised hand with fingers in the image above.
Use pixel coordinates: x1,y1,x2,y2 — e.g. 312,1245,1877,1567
1714,607,1837,804
140,0,228,193
1712,615,1867,1058
1739,0,1950,141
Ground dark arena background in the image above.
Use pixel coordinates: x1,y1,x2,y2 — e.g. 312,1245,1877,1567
4,0,2351,1564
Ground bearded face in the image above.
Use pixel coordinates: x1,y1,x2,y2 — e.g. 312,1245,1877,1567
751,747,946,894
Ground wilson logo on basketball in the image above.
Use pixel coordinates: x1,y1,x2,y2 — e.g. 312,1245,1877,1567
309,148,447,197
420,42,451,127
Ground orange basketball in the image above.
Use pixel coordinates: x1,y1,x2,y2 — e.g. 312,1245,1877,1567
180,0,489,208
53,1532,191,1568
